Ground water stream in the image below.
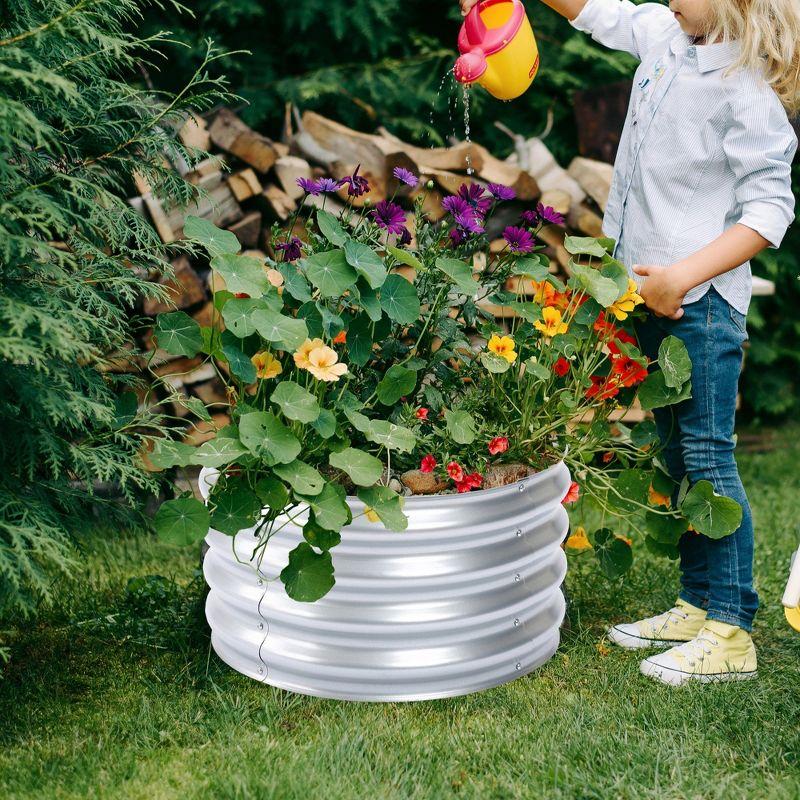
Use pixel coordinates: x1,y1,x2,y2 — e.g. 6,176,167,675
428,69,474,175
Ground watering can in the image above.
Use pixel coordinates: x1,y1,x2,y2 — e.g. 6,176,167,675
783,543,800,632
454,0,540,101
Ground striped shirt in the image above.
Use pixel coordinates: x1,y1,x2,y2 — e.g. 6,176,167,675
569,0,797,314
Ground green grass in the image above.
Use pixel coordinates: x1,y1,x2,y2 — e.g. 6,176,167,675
2,427,800,800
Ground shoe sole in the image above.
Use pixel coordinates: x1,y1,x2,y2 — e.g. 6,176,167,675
640,659,758,686
607,625,689,650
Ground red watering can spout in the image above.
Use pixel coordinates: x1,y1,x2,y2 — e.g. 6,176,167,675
454,51,487,83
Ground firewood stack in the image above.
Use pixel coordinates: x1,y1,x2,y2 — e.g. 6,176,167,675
127,105,643,447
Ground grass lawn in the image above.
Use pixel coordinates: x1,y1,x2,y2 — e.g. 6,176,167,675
2,426,799,800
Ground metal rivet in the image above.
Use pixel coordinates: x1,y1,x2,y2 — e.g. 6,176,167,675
515,662,521,671
518,483,525,492
514,618,520,626
257,579,264,586
515,528,522,537
514,573,521,582
257,666,264,674
257,622,264,630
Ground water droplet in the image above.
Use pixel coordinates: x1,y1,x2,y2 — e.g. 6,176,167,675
462,84,474,175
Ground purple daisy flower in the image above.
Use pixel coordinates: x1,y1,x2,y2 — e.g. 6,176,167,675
449,228,467,247
520,209,538,227
316,177,343,193
392,166,418,188
296,177,321,196
454,208,485,235
487,182,516,201
342,164,370,197
537,202,565,226
371,200,406,234
441,195,471,217
503,226,535,254
397,227,412,247
457,183,492,216
275,236,303,262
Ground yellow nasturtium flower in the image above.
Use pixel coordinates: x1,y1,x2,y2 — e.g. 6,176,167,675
487,334,517,364
565,526,592,552
364,506,380,523
251,351,282,379
293,338,325,370
534,306,569,337
304,343,348,382
608,279,644,321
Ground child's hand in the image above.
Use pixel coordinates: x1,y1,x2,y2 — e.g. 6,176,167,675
632,264,686,320
460,0,479,15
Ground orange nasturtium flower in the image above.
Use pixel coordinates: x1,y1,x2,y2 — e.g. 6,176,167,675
565,526,592,552
487,334,517,364
648,484,671,508
332,329,347,345
293,338,325,369
534,306,569,337
306,345,348,382
607,279,644,321
251,351,282,379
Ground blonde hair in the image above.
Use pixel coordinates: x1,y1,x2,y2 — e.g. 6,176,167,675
701,0,800,115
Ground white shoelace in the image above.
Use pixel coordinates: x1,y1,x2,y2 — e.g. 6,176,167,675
644,606,689,634
669,631,721,667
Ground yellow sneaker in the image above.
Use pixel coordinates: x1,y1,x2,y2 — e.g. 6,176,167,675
607,599,706,650
640,620,758,685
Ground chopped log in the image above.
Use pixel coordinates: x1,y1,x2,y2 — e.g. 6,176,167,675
143,195,178,243
469,142,539,200
191,301,215,329
274,155,312,200
227,211,263,249
178,113,211,151
185,157,224,183
304,192,347,217
191,379,229,407
539,189,571,217
476,296,518,319
209,108,278,173
408,181,446,221
418,165,483,196
165,174,243,237
273,142,290,158
329,161,386,206
227,168,262,202
301,111,387,176
536,224,571,270
568,203,604,237
505,135,585,207
183,414,231,446
259,184,296,222
376,126,485,173
143,256,206,316
567,157,614,212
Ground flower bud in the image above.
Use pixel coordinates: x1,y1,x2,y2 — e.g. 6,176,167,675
426,179,435,190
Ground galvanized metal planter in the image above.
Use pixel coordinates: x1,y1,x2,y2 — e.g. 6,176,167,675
201,461,570,702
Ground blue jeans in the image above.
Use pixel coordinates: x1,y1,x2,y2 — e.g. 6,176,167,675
633,286,758,631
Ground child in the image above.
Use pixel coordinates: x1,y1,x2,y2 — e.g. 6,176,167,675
460,0,798,684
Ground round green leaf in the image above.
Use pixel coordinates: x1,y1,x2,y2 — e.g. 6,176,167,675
303,250,358,297
379,273,420,324
255,476,289,511
638,371,692,410
645,510,689,544
386,245,423,271
316,209,349,246
154,496,210,546
357,485,407,531
329,447,384,486
210,253,269,297
222,298,264,339
376,364,417,406
658,335,692,389
280,542,335,602
344,240,387,289
680,480,743,539
593,528,633,579
444,409,477,444
346,313,374,367
192,432,248,468
271,381,320,423
564,235,607,258
251,309,308,351
303,513,342,551
364,420,416,453
239,411,300,463
210,483,261,536
298,482,351,532
311,408,338,439
273,459,325,495
184,216,241,258
154,311,204,357
149,439,196,470
435,257,480,295
220,331,257,383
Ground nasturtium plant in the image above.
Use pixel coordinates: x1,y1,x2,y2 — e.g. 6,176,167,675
151,169,742,599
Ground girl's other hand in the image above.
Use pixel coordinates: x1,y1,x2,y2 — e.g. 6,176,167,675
460,0,479,15
632,264,686,320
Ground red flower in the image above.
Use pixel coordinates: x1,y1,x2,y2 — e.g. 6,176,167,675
607,329,636,355
488,436,509,455
234,292,250,299
446,461,465,482
456,472,484,492
562,481,580,504
611,355,648,387
416,407,429,420
553,357,570,377
420,454,437,473
585,375,620,401
602,451,614,463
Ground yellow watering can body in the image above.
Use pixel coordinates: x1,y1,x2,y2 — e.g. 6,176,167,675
454,0,540,101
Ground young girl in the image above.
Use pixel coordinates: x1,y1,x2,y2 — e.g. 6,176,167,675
460,0,798,684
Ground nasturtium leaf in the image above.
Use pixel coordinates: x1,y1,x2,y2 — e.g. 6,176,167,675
568,261,621,308
638,371,692,410
149,439,196,470
154,311,204,357
271,381,320,423
630,419,660,449
154,496,210,546
523,357,550,381
239,411,300,463
303,513,342,551
303,250,358,297
251,309,308,351
345,407,371,433
480,351,512,373
680,480,742,539
220,331,257,383
180,396,212,422
280,542,335,602
610,468,652,513
376,364,417,405
379,273,420,324
210,253,269,297
329,447,384,487
651,467,675,498
192,432,248,468
386,245,423,271
184,215,241,258
278,261,313,302
365,420,416,453
573,297,603,327
255,476,289,511
506,301,542,325
645,535,680,560
357,485,408,531
114,391,138,428
316,208,349,246
213,290,234,312
444,409,477,444
311,408,337,439
222,298,263,339
210,483,261,536
346,313,374,367
564,235,608,259
597,236,616,255
658,335,692,389
600,258,629,295
511,255,550,281
296,302,324,339
345,240,387,288
593,528,634,579
298,482,351,532
273,459,325,495
645,510,689,544
316,301,344,338
435,257,480,295
357,279,383,321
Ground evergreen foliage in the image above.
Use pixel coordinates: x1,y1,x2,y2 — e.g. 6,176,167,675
0,0,228,622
